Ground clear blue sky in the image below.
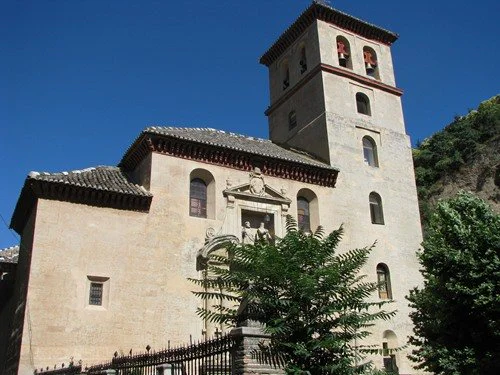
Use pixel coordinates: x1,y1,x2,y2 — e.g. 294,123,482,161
1,0,499,248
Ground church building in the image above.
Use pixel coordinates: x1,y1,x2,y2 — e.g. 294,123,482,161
1,2,423,374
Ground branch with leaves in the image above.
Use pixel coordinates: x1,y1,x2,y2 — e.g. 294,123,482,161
190,216,396,374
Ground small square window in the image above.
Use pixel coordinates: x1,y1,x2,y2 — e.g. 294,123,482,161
86,276,109,308
89,282,103,305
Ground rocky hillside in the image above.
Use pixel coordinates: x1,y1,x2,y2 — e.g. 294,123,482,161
413,95,500,226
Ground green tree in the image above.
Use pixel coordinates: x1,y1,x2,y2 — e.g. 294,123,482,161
412,95,500,226
190,217,395,375
407,191,500,374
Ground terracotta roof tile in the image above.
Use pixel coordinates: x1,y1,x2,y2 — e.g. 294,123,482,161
142,126,338,171
260,1,398,66
28,166,152,197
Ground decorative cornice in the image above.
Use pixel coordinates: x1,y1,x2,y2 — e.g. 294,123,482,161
260,1,398,67
321,64,404,96
223,183,292,206
120,134,338,188
265,63,403,116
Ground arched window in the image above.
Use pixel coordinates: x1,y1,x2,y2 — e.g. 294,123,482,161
189,169,215,219
299,46,307,74
356,93,371,116
288,110,297,130
297,197,311,232
336,36,352,69
190,178,207,218
362,136,378,167
297,188,319,232
377,264,392,299
282,61,290,90
363,46,379,79
369,192,384,224
382,330,399,373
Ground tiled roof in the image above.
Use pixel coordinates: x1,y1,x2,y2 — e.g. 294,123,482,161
260,1,398,66
0,245,19,264
28,166,152,197
10,167,153,234
12,127,338,235
139,126,338,170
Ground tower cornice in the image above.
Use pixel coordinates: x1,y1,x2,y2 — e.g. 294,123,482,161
260,1,398,67
265,63,403,117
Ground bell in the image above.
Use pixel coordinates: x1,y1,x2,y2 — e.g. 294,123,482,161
366,63,375,74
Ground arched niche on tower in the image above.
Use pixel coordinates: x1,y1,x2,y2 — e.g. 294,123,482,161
336,35,352,69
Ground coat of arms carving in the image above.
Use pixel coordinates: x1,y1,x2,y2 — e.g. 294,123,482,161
249,168,265,196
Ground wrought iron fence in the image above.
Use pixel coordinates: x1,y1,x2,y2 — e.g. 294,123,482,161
36,334,236,375
87,334,235,375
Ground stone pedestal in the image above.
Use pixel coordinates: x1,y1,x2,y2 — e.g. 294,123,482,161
230,326,283,375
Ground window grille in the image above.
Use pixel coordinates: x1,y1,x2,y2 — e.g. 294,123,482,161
89,282,103,305
363,137,379,167
297,197,311,232
369,192,384,224
377,264,392,299
190,178,207,218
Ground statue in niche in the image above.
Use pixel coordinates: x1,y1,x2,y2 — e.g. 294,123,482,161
242,221,272,244
256,222,272,243
241,221,256,244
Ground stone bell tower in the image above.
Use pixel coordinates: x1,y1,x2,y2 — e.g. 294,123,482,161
260,2,423,373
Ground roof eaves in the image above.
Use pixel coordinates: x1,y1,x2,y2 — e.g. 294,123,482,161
10,168,153,235
124,126,337,171
260,1,398,66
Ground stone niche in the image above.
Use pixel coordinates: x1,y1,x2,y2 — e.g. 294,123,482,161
223,169,291,241
196,169,292,339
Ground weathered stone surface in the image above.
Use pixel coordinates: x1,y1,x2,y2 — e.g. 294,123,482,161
5,3,423,375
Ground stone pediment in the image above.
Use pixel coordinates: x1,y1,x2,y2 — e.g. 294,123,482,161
223,171,291,206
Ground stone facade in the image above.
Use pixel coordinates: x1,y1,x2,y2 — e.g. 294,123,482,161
3,2,423,374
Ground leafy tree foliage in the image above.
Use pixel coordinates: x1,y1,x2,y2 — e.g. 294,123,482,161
413,95,500,225
407,192,500,374
190,217,395,374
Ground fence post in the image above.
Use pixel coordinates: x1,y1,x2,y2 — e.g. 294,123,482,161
230,324,283,375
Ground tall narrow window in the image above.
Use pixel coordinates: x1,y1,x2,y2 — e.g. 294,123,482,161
89,282,103,305
297,197,311,232
288,110,297,130
190,178,207,218
299,46,307,74
336,36,352,69
377,264,392,299
282,61,290,90
369,192,384,224
356,93,371,116
363,46,379,79
362,136,378,167
382,331,399,373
